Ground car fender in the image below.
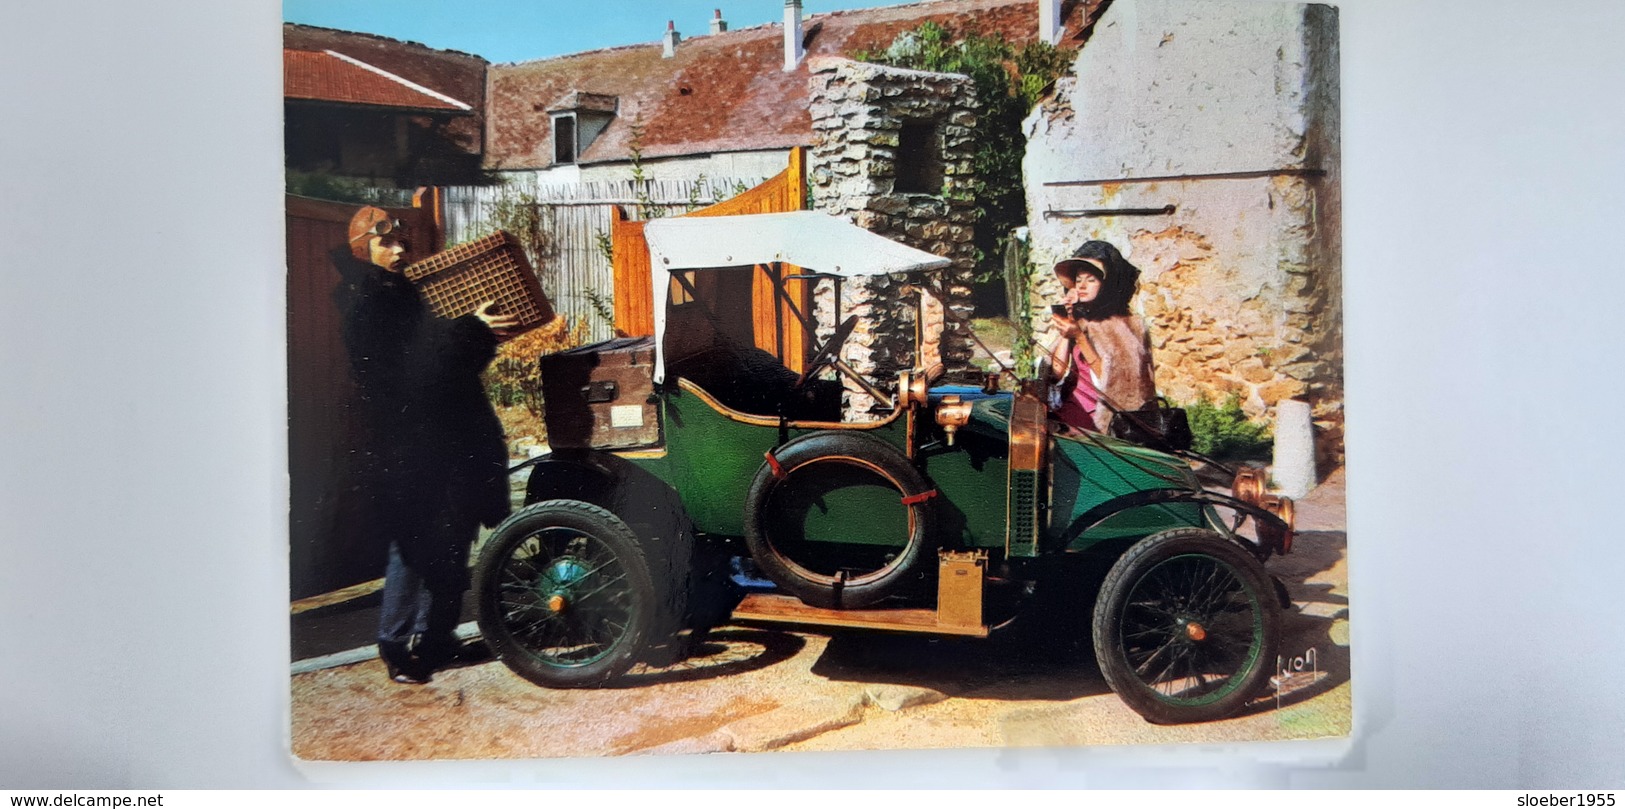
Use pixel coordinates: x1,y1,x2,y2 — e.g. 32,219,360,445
1052,487,1293,560
515,452,618,507
506,450,738,640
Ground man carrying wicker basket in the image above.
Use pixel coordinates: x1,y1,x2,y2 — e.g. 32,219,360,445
331,206,518,684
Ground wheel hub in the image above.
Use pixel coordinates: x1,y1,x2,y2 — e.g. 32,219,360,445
539,558,590,614
1182,619,1208,642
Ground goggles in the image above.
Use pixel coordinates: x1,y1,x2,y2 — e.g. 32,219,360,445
349,217,407,243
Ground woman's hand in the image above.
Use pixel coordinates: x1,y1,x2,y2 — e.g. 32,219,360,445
474,301,521,336
1050,313,1081,340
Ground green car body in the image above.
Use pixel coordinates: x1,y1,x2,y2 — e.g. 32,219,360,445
618,386,1206,558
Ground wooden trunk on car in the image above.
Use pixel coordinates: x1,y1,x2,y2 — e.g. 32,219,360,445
539,337,660,450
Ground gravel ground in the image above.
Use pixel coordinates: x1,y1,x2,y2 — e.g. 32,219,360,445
290,469,1350,761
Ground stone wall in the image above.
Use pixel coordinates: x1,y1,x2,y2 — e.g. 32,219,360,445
1021,0,1343,470
806,57,980,417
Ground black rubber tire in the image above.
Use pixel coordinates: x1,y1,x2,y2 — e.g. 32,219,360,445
1092,528,1280,724
743,431,936,609
474,499,655,688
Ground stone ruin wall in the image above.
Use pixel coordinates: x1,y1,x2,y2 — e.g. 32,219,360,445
806,57,980,417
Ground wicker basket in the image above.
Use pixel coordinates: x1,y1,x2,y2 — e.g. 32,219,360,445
401,232,554,340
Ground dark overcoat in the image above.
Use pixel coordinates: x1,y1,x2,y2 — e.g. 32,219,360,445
330,247,510,577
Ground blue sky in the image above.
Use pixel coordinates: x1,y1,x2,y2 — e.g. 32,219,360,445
283,0,913,63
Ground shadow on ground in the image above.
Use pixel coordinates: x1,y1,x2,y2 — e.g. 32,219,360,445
610,628,807,688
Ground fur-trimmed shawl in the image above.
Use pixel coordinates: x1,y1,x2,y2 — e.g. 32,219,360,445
1082,314,1158,431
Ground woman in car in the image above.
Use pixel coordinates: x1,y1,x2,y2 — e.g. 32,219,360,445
1046,240,1158,433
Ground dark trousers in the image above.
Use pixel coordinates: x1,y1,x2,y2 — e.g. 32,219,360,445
376,513,475,649
376,543,454,645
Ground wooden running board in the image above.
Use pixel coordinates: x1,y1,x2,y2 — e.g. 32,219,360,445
731,593,990,637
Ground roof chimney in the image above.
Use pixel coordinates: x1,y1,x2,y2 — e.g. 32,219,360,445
663,20,681,58
710,9,728,34
783,0,804,71
1039,0,1062,45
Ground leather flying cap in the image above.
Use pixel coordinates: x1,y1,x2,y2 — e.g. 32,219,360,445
347,206,397,260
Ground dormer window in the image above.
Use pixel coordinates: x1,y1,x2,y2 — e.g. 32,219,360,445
547,91,619,167
552,113,578,164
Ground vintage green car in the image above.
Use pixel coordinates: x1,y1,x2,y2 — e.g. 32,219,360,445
474,211,1296,725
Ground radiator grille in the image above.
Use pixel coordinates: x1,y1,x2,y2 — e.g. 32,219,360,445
1007,468,1040,557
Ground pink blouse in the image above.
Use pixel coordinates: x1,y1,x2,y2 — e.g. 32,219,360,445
1054,343,1100,433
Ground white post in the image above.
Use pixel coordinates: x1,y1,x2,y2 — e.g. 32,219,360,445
1272,399,1317,498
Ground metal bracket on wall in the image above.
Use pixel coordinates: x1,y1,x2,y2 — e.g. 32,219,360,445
1042,204,1176,219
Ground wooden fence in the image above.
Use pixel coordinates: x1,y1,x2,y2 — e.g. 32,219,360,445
441,176,763,343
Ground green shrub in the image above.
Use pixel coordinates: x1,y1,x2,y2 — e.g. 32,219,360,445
1186,395,1272,460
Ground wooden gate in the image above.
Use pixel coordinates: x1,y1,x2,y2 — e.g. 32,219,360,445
286,192,438,600
612,149,810,371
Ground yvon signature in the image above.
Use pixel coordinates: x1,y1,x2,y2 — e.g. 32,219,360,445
1270,647,1322,709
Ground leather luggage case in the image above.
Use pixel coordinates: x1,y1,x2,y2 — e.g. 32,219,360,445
539,337,660,450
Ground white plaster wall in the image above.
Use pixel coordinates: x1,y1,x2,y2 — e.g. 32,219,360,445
1027,175,1306,320
1026,176,1288,297
516,163,582,186
1023,0,1331,310
1029,0,1321,179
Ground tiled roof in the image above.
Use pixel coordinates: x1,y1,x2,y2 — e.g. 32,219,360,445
486,0,1097,171
285,49,471,111
284,23,487,112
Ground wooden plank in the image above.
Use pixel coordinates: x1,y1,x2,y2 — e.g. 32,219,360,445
731,594,990,637
611,206,654,336
290,577,384,615
412,186,445,254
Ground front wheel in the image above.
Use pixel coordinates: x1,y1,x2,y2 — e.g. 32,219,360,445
1092,528,1279,724
474,499,655,688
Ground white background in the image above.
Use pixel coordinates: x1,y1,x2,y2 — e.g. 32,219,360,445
3,0,1623,788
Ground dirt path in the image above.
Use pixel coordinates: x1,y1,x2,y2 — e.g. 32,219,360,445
291,470,1350,760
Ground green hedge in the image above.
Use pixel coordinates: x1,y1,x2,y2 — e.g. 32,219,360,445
1186,395,1272,460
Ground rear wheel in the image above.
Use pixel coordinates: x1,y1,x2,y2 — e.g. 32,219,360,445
474,499,655,687
1092,528,1279,724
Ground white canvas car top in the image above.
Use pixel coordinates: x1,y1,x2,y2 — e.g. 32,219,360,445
643,211,952,382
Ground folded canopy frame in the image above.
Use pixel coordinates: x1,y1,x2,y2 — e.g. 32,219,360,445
642,211,952,385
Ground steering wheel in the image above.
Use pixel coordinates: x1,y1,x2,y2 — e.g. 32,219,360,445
795,315,860,390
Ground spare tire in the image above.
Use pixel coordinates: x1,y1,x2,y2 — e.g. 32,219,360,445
743,431,936,609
